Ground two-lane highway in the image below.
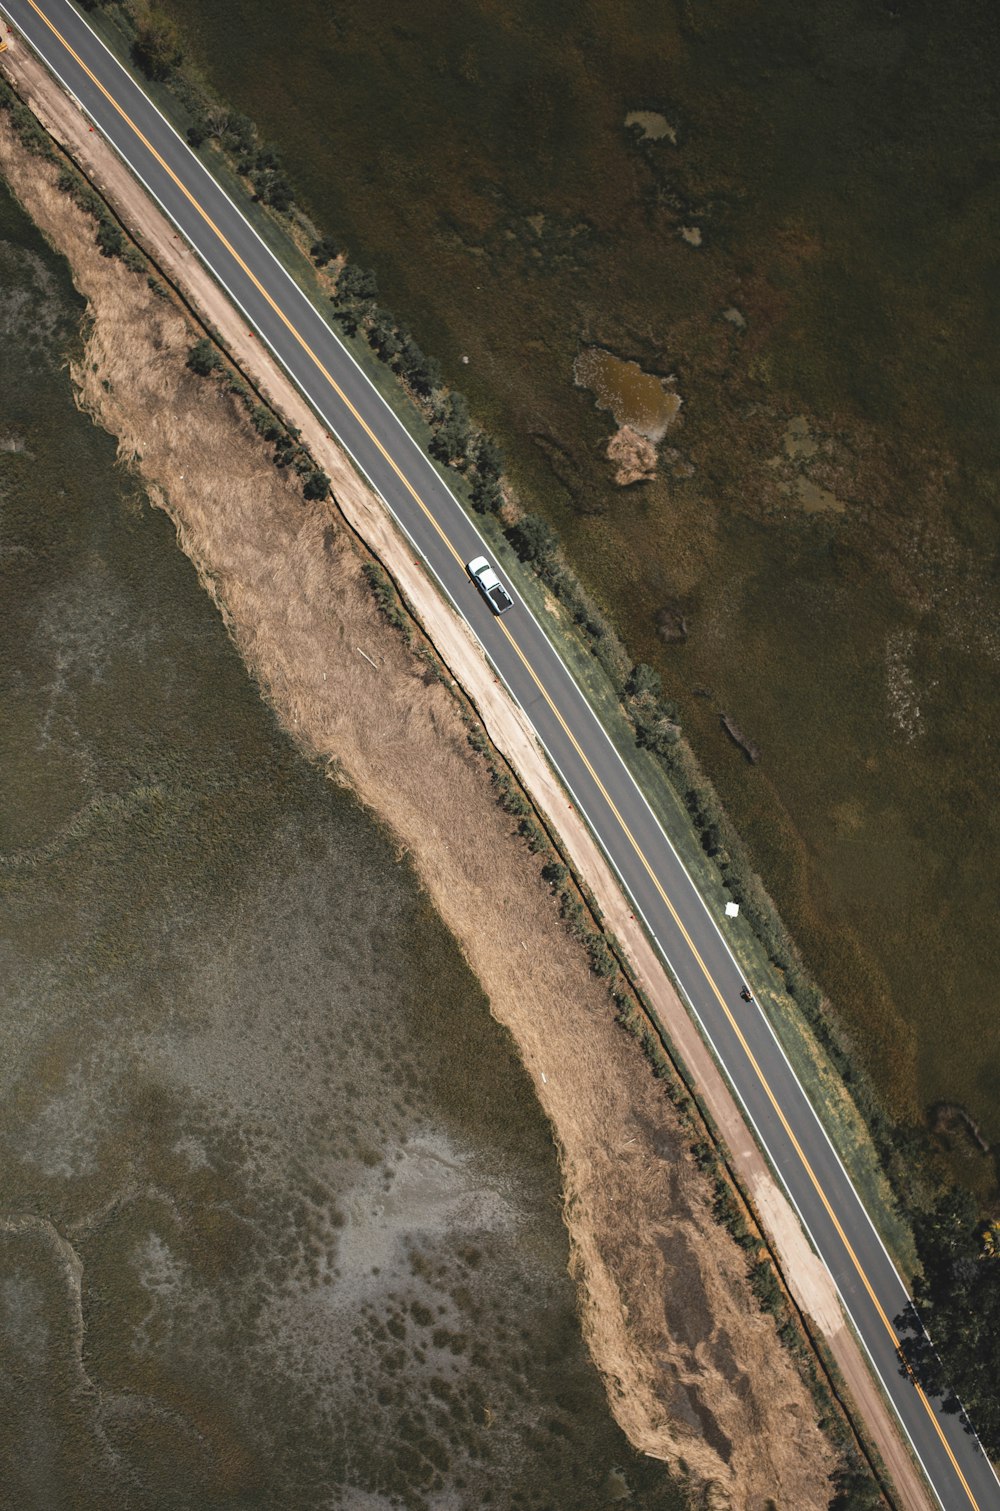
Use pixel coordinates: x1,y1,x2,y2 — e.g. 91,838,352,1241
5,2,998,1505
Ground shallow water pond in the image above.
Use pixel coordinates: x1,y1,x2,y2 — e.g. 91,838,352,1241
574,346,682,442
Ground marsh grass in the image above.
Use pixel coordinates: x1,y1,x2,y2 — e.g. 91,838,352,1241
52,0,935,1243
134,0,1000,1194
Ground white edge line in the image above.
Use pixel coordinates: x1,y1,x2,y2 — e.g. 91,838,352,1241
18,4,998,1496
11,17,986,1346
468,693,947,1508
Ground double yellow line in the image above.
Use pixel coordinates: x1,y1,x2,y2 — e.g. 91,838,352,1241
21,0,468,575
19,2,983,1503
500,623,979,1501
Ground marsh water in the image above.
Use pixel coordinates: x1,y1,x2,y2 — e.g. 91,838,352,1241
155,0,1000,1196
0,180,684,1507
574,349,681,443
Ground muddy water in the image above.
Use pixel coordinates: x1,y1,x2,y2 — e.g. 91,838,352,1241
574,347,681,442
0,182,684,1507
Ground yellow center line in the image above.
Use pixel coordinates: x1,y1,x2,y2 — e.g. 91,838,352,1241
498,622,979,1508
22,3,982,1502
22,0,468,578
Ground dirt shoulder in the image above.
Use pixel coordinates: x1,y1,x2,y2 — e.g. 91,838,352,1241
0,43,931,1510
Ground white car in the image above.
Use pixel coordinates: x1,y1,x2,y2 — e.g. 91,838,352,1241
466,556,514,615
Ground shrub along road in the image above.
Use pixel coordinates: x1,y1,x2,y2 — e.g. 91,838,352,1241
2,1,998,1506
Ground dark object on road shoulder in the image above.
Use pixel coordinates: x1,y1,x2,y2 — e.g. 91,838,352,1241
740,985,753,1002
467,555,514,615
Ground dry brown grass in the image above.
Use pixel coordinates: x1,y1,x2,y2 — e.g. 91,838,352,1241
0,117,846,1507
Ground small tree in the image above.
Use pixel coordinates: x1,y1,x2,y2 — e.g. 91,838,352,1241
397,336,441,396
471,477,504,515
473,434,503,484
330,302,361,337
508,513,557,567
829,1453,884,1511
626,662,663,701
310,236,339,266
254,145,282,173
186,338,222,376
257,172,294,212
222,113,255,156
251,405,283,442
132,15,183,80
302,470,330,501
701,821,723,858
587,935,617,978
335,263,378,303
272,433,297,467
369,310,402,362
95,218,124,259
624,662,680,756
429,393,472,466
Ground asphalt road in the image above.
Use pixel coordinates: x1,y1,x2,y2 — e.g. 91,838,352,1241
5,2,998,1505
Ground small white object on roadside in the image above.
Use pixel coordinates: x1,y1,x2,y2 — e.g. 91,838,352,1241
725,901,740,918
